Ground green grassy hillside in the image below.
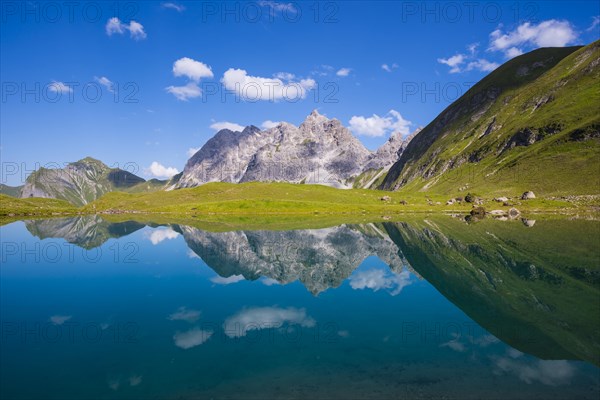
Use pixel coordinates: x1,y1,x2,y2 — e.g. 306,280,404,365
382,41,600,198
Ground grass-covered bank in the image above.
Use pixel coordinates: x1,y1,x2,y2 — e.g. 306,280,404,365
1,182,599,225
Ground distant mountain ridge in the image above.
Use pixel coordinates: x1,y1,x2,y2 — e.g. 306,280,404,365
19,157,162,206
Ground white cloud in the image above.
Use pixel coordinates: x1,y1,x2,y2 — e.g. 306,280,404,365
274,72,296,80
493,354,576,386
258,1,297,13
223,306,315,338
336,67,351,77
489,20,577,58
467,43,479,55
147,227,179,245
221,68,316,101
48,81,73,94
260,277,281,286
437,54,466,73
165,82,202,101
438,45,498,73
349,268,412,296
129,375,142,387
146,162,179,179
349,110,412,138
261,120,280,129
466,59,499,72
381,63,398,72
210,274,245,285
172,57,214,82
210,121,245,132
505,47,524,58
587,16,600,32
94,76,114,93
49,315,72,325
168,306,201,323
440,338,466,352
173,328,213,349
187,249,200,259
187,147,200,157
161,2,185,12
105,17,146,40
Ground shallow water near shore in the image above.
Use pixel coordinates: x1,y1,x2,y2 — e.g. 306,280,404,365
1,215,599,399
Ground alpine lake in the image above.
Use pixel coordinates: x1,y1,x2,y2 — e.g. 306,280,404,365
1,214,599,399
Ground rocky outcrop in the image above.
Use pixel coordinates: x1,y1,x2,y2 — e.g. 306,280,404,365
177,111,414,190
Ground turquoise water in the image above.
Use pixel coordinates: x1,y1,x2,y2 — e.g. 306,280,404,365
1,216,599,399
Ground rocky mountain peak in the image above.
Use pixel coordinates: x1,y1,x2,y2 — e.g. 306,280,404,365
242,125,261,135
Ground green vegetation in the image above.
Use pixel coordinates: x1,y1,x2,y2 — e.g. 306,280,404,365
2,182,598,225
383,42,600,197
82,181,597,216
0,194,78,217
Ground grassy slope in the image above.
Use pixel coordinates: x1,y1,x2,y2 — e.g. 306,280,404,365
82,181,592,216
383,42,600,197
0,194,77,216
2,181,597,225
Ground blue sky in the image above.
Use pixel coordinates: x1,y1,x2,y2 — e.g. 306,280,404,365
1,1,598,184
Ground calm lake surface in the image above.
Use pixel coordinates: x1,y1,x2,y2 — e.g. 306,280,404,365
1,216,599,399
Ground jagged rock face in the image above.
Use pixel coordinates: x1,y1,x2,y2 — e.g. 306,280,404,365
177,223,413,295
363,129,419,172
20,157,146,206
177,110,373,189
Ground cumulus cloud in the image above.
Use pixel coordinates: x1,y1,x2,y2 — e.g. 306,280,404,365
336,67,351,77
172,57,214,82
173,328,213,349
105,17,146,40
48,81,73,94
187,147,200,157
438,45,498,73
223,306,315,338
94,76,115,93
210,121,245,132
466,59,499,72
49,315,72,325
168,306,201,323
166,58,213,100
381,63,398,72
210,274,245,285
349,268,412,296
146,162,179,179
349,110,412,138
165,82,202,101
489,20,577,58
147,227,179,245
261,120,280,129
221,68,316,101
161,2,185,12
437,54,467,73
